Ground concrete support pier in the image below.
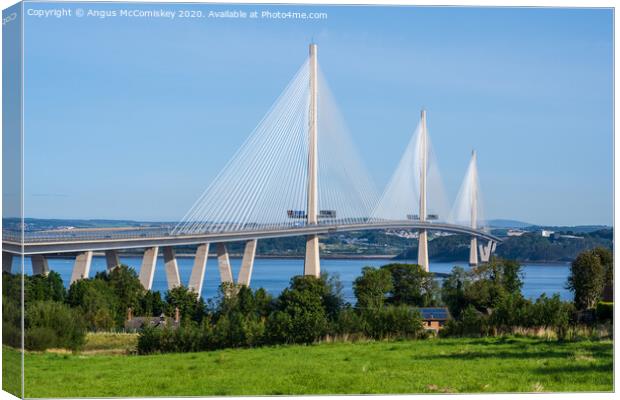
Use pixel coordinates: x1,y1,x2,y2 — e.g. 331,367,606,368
3,252,13,273
188,243,209,295
238,239,257,286
163,246,181,289
105,250,121,271
70,251,93,284
417,109,429,272
304,235,320,277
469,237,478,266
31,254,49,276
304,43,321,278
469,150,479,267
216,243,233,283
139,246,159,290
479,240,497,263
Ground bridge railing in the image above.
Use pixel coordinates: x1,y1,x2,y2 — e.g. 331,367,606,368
1,218,486,244
2,227,174,243
3,219,364,243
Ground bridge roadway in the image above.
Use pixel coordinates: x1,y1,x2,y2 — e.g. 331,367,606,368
2,221,501,255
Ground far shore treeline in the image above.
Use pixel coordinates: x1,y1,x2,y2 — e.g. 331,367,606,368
2,247,613,354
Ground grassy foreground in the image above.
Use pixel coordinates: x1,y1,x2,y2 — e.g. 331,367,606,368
6,336,613,397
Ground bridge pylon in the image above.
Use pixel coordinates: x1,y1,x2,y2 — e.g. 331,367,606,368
469,150,479,266
304,43,321,277
417,109,429,272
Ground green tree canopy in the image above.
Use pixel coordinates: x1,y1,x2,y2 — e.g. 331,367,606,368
165,286,206,324
382,263,438,307
353,266,393,309
568,249,606,310
266,275,344,344
67,278,118,331
441,266,470,319
95,265,145,326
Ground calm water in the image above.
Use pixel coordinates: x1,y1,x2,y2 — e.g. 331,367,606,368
16,256,571,303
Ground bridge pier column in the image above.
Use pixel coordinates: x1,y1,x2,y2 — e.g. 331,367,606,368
139,246,159,290
417,109,429,273
417,230,429,272
105,250,121,271
3,252,13,273
31,254,49,276
238,239,257,286
469,150,479,267
303,45,321,279
70,251,93,284
304,235,320,277
163,247,181,289
216,243,233,283
188,243,209,295
469,237,478,267
478,240,497,263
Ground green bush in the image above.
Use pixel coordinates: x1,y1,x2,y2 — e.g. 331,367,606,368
530,293,574,337
596,301,613,322
211,312,265,348
441,305,489,337
94,265,145,327
382,264,438,307
353,267,392,309
25,301,86,351
67,279,118,331
360,305,424,340
26,271,66,303
136,326,163,354
332,307,363,336
489,293,532,332
2,297,22,348
165,286,206,324
266,275,343,344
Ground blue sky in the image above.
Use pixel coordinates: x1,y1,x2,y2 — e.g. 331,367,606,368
19,3,613,226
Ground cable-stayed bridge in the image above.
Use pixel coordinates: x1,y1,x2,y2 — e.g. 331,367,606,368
2,44,501,297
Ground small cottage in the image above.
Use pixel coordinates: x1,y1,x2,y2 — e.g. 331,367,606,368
124,307,181,331
417,307,451,331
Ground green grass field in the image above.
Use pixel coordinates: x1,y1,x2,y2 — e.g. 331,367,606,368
4,337,613,397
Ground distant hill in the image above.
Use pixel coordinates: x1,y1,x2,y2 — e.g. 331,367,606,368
395,228,613,263
485,219,534,229
485,219,612,234
496,230,612,262
528,225,612,234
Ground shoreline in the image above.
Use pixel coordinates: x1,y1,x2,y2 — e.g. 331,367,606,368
41,253,572,264
47,253,400,260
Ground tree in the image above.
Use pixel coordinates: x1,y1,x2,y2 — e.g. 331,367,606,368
531,293,574,339
568,249,606,310
591,247,613,284
382,263,438,307
25,300,86,350
498,259,524,295
441,266,470,319
207,284,272,348
266,275,331,344
464,259,524,313
165,286,206,324
360,305,424,340
354,267,393,310
67,279,118,331
140,290,165,317
26,271,66,303
95,265,145,326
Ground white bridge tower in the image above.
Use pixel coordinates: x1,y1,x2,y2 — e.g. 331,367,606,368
304,43,321,277
417,109,429,272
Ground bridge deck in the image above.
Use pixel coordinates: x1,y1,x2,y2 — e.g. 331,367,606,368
2,221,501,255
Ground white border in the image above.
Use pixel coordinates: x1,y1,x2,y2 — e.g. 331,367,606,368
0,1,616,400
